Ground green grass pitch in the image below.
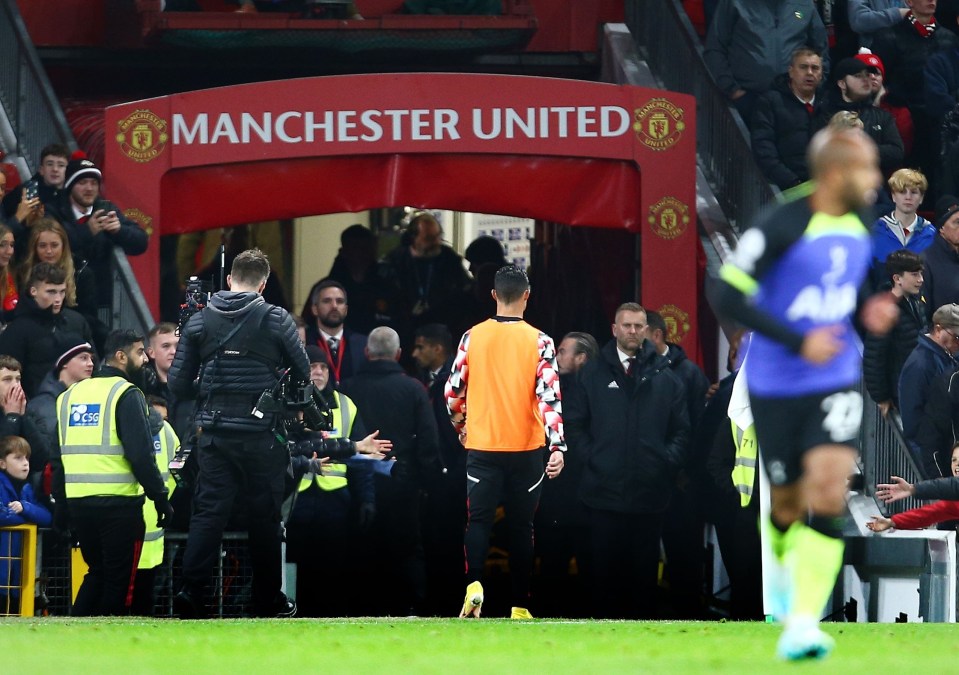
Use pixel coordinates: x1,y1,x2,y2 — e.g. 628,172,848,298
4,618,959,673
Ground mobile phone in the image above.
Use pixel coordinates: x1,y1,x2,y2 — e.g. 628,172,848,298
24,180,38,201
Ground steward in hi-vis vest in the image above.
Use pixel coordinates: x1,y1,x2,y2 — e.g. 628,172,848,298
52,329,171,616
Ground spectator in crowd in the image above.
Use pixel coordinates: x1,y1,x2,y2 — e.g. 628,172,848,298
873,0,959,186
340,326,441,616
918,367,959,476
0,356,45,490
815,1,858,64
446,266,565,620
52,329,171,616
870,169,934,284
646,309,710,617
864,250,928,416
0,436,51,615
46,158,148,309
751,47,827,190
874,449,959,524
536,330,597,618
24,334,95,492
819,57,905,177
898,303,959,463
704,0,829,123
304,279,368,384
0,223,18,327
925,19,959,195
410,323,464,615
565,303,690,619
921,195,959,320
849,0,910,47
144,322,191,442
0,263,93,398
286,345,380,617
20,218,103,349
0,143,68,237
0,170,42,252
131,395,180,616
323,224,401,336
381,211,472,330
856,50,915,159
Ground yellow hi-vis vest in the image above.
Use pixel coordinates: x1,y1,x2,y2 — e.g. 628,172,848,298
139,421,179,570
58,377,140,499
298,391,356,493
731,420,758,507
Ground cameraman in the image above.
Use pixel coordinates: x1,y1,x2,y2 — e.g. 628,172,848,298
169,248,308,619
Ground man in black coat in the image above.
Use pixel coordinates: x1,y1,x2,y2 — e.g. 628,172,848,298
45,158,148,308
410,323,464,615
921,195,959,321
565,303,690,619
751,47,826,190
169,249,308,619
863,249,927,415
817,57,905,177
0,263,93,398
339,326,441,615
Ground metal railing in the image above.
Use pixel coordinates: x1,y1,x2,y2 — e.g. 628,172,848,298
623,0,778,232
0,524,38,617
0,0,75,164
860,384,924,516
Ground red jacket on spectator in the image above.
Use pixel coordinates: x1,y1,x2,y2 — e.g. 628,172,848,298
891,499,959,529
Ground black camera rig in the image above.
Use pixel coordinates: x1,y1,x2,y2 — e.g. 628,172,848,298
177,276,213,336
253,368,334,440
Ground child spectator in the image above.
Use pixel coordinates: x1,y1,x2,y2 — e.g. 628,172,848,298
0,436,52,614
870,168,934,285
870,442,959,531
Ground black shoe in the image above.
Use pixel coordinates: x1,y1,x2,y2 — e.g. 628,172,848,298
257,593,297,618
173,590,207,620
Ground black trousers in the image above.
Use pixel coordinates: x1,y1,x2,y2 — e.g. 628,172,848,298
180,432,287,614
71,500,145,616
464,449,544,609
587,507,663,619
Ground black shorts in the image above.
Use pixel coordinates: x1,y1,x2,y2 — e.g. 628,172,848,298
749,388,862,486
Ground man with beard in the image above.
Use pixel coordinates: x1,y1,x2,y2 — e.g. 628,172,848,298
46,157,148,309
304,280,367,384
51,328,172,616
713,127,897,659
381,211,471,330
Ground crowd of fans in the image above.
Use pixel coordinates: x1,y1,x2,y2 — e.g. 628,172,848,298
700,0,959,208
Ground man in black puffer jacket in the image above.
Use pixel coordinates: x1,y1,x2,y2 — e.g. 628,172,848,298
863,249,927,416
817,57,904,177
751,47,827,190
0,263,93,398
565,303,690,620
169,248,309,619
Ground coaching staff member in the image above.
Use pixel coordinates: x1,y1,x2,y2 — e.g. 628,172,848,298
170,248,309,619
52,328,171,616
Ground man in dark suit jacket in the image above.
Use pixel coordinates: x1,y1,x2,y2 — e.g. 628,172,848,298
411,323,463,614
303,279,368,384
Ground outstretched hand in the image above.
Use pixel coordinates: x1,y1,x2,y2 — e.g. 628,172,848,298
355,430,391,460
875,476,915,503
866,515,894,532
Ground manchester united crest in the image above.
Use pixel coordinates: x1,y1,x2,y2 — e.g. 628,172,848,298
633,98,685,151
116,110,169,163
658,304,691,343
123,208,153,236
648,196,690,240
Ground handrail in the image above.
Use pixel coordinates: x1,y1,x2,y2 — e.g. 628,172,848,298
0,0,75,163
623,0,778,233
